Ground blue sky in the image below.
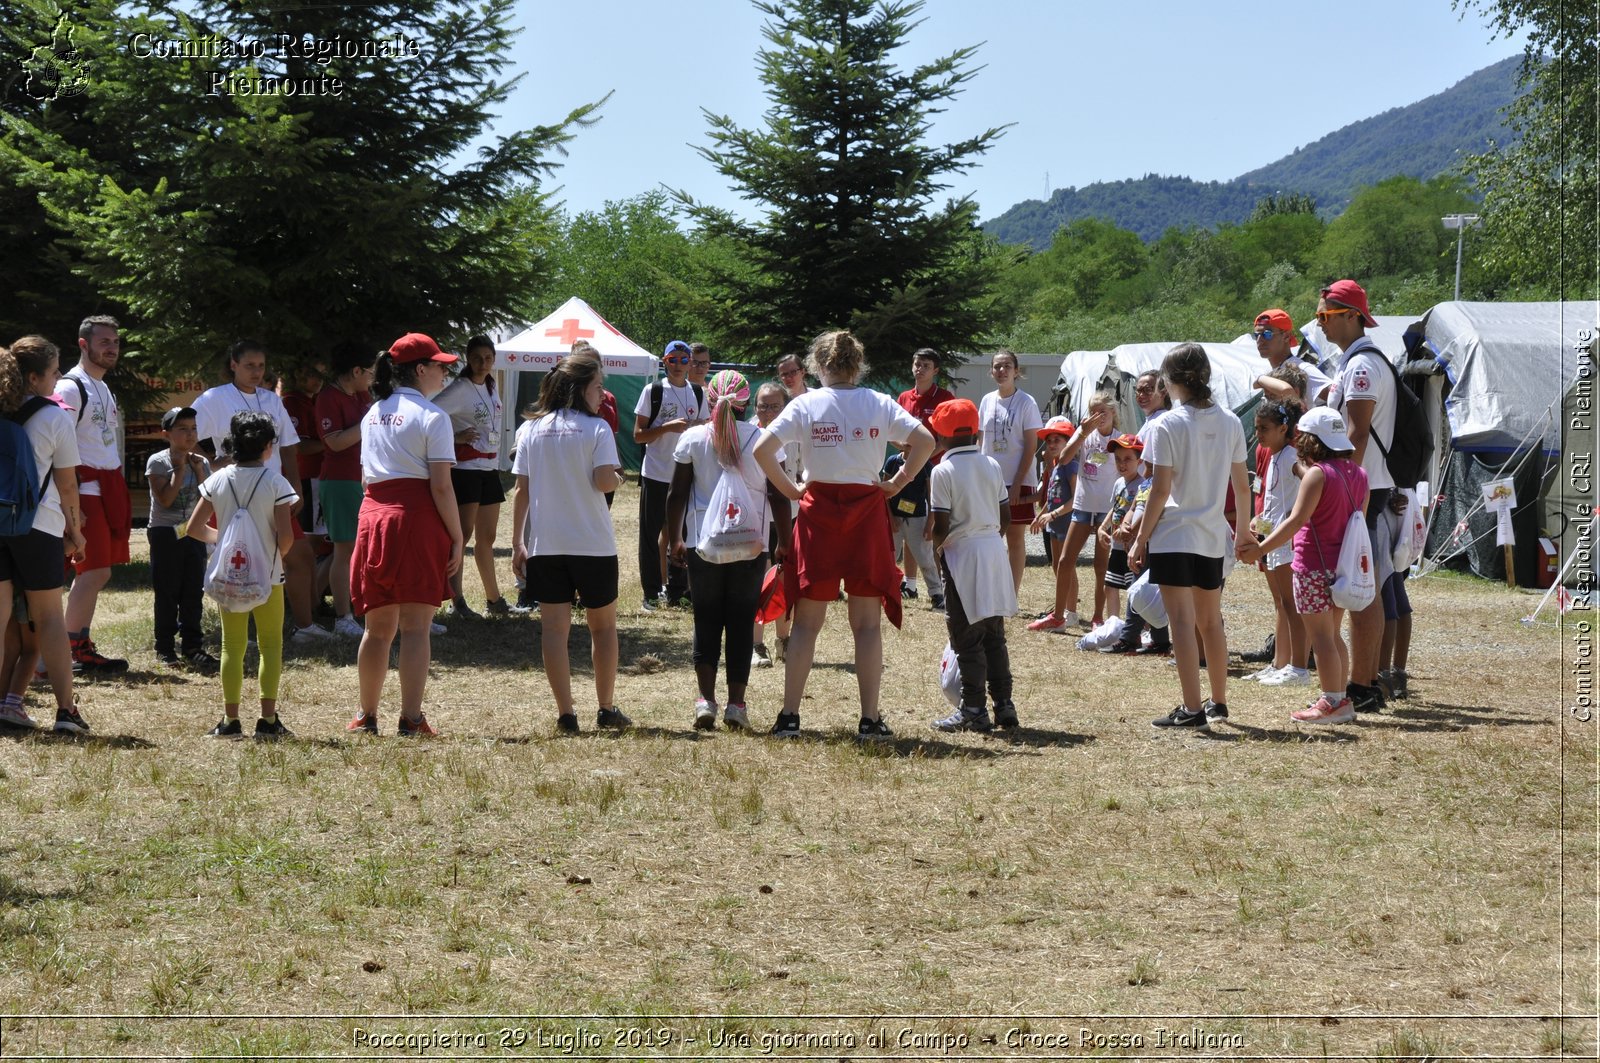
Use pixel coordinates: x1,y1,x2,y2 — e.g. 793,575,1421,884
496,0,1526,222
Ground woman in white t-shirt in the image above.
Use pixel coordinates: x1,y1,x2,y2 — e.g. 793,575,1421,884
510,353,627,734
347,334,464,738
1130,343,1251,731
977,350,1043,594
762,330,933,740
666,370,793,731
0,337,87,734
434,335,509,617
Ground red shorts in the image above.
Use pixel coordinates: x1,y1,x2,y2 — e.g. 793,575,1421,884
1008,485,1037,525
76,493,131,574
798,575,881,602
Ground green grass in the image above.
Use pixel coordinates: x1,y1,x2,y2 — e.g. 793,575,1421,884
0,480,1590,1059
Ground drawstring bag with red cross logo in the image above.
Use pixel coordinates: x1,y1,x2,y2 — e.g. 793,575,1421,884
203,469,274,612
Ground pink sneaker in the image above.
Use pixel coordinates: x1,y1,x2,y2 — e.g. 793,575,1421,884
1291,696,1355,725
1027,613,1066,633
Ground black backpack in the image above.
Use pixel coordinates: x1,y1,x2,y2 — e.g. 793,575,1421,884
1358,346,1432,490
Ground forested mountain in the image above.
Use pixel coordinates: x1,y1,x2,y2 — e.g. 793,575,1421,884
984,57,1523,247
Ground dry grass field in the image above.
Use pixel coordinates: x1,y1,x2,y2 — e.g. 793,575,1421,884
0,479,1593,1061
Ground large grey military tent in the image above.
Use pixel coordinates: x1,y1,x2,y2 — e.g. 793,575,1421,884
1413,301,1600,585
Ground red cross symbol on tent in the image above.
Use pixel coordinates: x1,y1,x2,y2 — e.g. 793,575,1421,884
544,319,595,346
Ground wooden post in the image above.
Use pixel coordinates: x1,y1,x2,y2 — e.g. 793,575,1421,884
1504,544,1517,588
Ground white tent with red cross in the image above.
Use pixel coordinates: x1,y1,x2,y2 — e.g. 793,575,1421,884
494,296,660,470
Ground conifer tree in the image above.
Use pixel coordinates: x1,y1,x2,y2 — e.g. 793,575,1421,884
676,0,1013,375
0,0,601,368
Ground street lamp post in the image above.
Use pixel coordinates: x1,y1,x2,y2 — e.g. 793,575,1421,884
1442,214,1481,301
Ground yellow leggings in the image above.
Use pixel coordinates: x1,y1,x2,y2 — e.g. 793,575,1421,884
220,584,284,706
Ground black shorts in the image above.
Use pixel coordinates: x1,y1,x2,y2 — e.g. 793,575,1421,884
451,468,506,506
527,554,618,609
1365,487,1391,535
1147,551,1224,591
1104,548,1134,589
0,529,66,591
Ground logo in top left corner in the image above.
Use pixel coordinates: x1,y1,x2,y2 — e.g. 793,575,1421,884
24,14,89,102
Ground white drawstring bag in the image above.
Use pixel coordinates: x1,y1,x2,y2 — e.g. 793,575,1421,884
696,465,765,563
939,644,962,708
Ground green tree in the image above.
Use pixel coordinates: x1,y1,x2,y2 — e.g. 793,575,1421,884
535,192,706,351
1,0,601,372
1455,1,1597,299
674,0,1015,374
999,217,1147,319
1312,176,1476,284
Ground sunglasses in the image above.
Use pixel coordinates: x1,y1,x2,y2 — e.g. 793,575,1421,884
1316,308,1356,324
1252,328,1278,342
664,354,689,365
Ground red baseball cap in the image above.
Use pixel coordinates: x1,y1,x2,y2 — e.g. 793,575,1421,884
1253,309,1296,337
389,333,459,365
1320,280,1378,328
1106,432,1145,453
929,398,980,437
1038,415,1076,439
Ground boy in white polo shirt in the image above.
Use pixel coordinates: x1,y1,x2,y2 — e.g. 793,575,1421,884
632,340,708,610
926,399,1019,732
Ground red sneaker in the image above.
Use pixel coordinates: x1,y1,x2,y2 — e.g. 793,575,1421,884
71,638,127,674
346,712,378,734
397,713,438,737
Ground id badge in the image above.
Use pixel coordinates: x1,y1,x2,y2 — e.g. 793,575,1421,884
897,499,917,515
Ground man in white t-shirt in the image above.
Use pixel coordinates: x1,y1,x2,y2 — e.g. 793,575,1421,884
1319,279,1395,715
632,340,709,609
1252,308,1332,406
56,315,131,674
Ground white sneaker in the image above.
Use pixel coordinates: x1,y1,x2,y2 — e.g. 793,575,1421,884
693,698,718,731
1061,610,1081,628
333,616,364,638
290,624,333,644
751,643,773,669
723,702,750,729
429,621,447,636
1241,665,1281,682
0,700,37,729
1261,666,1311,687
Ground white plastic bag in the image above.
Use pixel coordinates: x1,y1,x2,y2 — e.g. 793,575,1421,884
939,643,961,708
1331,510,1377,611
1392,488,1425,570
1128,570,1168,628
696,465,764,563
203,471,274,612
1078,616,1126,651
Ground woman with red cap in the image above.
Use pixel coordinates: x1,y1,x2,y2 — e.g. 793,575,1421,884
762,330,934,740
347,333,464,737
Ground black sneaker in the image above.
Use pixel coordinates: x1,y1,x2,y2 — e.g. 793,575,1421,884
932,706,992,733
1105,636,1142,655
770,713,801,739
638,596,658,614
186,649,220,674
596,706,632,730
397,713,439,737
1348,684,1383,714
53,702,91,733
156,648,181,667
993,700,1020,729
208,717,242,739
857,716,894,741
1152,706,1209,730
900,580,919,600
556,713,580,734
484,597,530,617
1203,699,1229,721
346,711,378,734
1239,634,1275,663
254,716,292,739
929,592,945,611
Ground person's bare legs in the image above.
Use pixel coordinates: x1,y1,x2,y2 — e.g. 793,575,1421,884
394,603,435,720
449,500,479,604
1004,523,1026,595
284,540,315,629
847,593,885,721
540,601,575,716
473,503,502,603
357,605,398,717
585,601,618,710
780,598,829,716
63,566,110,635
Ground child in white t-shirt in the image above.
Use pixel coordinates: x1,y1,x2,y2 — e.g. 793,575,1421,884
1244,398,1310,688
1055,392,1118,626
187,412,297,739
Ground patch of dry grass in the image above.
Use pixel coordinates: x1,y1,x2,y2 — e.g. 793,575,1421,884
0,480,1591,1059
